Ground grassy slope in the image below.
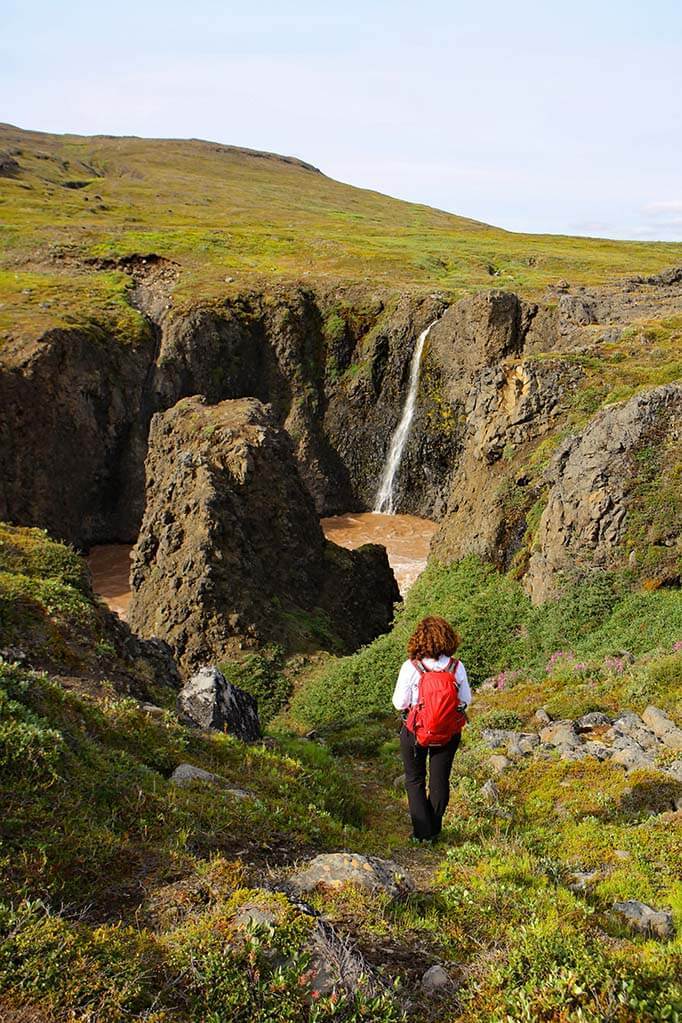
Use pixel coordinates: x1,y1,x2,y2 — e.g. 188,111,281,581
1,533,681,1021
2,122,682,346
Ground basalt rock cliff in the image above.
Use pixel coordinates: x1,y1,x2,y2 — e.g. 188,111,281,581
127,395,399,671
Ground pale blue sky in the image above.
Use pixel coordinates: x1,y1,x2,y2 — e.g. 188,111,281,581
3,0,682,240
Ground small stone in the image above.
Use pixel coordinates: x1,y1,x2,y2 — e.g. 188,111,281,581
660,728,682,752
560,747,589,761
568,869,602,892
393,773,406,790
234,903,277,929
421,964,451,996
507,737,524,759
665,761,682,782
481,779,499,804
582,741,612,760
612,900,674,940
642,706,676,738
613,849,631,860
533,708,551,726
575,711,612,731
170,763,251,799
489,755,512,774
481,728,520,750
611,747,655,772
141,702,165,718
177,666,261,740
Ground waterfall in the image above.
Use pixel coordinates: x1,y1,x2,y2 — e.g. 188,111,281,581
373,321,436,514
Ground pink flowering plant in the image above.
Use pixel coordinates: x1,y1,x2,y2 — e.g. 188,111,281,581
490,669,524,691
545,650,594,682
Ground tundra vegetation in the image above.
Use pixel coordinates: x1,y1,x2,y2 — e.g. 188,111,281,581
1,125,681,1021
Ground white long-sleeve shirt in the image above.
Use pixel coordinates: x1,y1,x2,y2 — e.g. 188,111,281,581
392,655,471,711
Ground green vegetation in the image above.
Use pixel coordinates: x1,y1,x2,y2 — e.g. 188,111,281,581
291,557,682,737
1,123,681,346
1,519,682,1020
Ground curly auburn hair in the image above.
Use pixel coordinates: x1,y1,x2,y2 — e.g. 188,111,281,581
407,615,460,660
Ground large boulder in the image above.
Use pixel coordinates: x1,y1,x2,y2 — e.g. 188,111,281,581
177,666,260,740
526,383,682,602
128,396,399,670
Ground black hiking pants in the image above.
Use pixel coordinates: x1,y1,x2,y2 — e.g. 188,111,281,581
399,725,460,840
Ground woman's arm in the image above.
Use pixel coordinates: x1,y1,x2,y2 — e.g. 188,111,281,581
455,661,472,707
392,660,417,710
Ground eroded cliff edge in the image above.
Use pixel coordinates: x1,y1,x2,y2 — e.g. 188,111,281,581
2,263,681,609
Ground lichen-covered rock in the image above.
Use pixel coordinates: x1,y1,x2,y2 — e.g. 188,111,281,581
575,711,612,731
642,705,676,736
539,720,580,749
612,900,674,940
611,747,655,772
488,755,512,774
128,396,399,669
289,853,413,899
642,706,682,750
177,666,260,740
526,383,682,602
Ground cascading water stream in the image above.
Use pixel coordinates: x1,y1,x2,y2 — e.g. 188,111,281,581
373,320,437,514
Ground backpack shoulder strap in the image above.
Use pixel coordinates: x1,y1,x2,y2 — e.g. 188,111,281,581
411,659,426,674
445,657,459,675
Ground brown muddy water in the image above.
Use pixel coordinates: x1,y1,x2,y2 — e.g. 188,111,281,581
87,512,437,620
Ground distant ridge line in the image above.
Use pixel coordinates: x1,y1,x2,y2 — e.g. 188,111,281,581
0,122,323,175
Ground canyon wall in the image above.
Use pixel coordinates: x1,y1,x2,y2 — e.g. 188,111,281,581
2,262,680,605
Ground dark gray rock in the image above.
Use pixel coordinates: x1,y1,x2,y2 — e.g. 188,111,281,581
177,666,261,741
128,396,399,669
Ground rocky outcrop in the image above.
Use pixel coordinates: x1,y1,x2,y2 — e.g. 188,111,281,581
177,667,261,740
0,324,158,547
480,703,682,793
425,292,582,564
526,383,682,602
127,396,399,670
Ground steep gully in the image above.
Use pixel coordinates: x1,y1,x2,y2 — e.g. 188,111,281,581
88,309,438,613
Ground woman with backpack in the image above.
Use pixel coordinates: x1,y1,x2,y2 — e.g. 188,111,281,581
392,615,471,842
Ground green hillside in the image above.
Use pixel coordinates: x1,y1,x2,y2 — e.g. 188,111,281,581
1,122,681,344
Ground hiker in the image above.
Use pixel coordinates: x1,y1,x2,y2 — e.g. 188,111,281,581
392,615,471,841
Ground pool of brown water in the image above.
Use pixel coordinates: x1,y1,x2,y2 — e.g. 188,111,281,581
87,512,437,620
320,512,437,594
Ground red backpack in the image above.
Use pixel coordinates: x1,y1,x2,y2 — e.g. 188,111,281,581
405,658,466,747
